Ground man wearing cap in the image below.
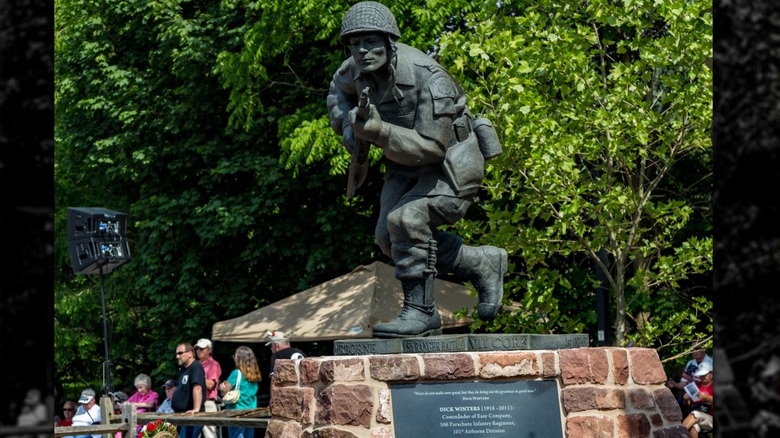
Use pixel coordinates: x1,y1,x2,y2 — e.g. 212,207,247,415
667,344,713,390
266,331,306,381
327,1,508,338
156,379,176,414
682,361,714,437
171,342,206,438
666,343,714,415
194,338,222,438
70,388,101,438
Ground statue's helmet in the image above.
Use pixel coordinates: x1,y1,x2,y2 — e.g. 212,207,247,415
340,1,401,42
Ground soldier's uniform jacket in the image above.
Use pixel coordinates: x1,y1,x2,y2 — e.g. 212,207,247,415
327,43,484,196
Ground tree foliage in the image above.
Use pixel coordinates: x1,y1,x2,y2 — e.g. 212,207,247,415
436,0,712,356
54,0,381,396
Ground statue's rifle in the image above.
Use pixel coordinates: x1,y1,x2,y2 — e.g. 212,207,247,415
346,87,371,198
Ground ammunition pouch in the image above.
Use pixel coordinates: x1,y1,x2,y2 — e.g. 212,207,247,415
442,115,484,195
471,115,503,160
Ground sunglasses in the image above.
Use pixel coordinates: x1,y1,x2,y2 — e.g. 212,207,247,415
63,408,74,412
175,351,188,356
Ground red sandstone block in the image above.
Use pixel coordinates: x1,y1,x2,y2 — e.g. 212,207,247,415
300,359,320,385
562,386,626,412
611,349,629,385
542,351,558,377
652,387,683,422
629,349,667,384
566,415,614,438
273,360,300,386
376,388,392,424
320,357,365,383
423,353,477,379
628,387,655,410
652,426,691,438
368,355,420,381
315,384,374,428
265,419,303,438
303,427,359,438
369,427,394,438
270,387,314,423
478,351,540,378
560,348,609,385
617,413,651,438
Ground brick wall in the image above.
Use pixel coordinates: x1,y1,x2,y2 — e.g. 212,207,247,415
264,347,691,438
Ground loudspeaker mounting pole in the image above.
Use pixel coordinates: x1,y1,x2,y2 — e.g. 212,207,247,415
99,263,113,395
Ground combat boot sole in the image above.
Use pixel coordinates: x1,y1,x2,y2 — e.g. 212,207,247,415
372,327,444,338
372,306,442,338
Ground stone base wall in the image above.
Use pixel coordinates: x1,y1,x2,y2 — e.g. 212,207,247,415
264,347,690,438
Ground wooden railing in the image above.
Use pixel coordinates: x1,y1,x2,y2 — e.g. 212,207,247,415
0,399,270,438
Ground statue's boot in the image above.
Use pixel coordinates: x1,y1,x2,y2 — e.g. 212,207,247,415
373,279,442,338
454,245,508,320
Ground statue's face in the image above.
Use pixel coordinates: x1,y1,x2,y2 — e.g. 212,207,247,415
348,32,388,74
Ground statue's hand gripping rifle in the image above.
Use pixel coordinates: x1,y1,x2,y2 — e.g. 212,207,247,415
346,87,371,198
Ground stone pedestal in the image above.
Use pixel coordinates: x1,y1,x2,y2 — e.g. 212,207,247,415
264,346,689,438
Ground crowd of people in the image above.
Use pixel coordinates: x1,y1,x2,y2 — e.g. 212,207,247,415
49,332,305,438
665,343,715,437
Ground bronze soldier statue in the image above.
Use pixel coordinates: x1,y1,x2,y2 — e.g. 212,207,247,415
327,1,507,338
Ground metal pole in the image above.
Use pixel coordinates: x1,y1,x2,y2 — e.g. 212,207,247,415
99,265,113,395
596,248,610,346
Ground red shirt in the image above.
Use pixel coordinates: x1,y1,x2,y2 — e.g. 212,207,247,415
201,356,222,400
696,381,714,414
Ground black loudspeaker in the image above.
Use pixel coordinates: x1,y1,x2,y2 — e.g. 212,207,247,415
67,207,131,275
66,207,128,240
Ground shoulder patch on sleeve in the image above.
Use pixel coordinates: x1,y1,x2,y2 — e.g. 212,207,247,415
429,72,457,100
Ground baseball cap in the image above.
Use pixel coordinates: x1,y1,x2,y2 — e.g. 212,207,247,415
78,389,96,404
694,362,713,377
265,330,287,346
195,338,212,349
161,379,176,389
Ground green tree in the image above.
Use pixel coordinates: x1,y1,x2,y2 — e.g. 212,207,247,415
54,0,380,395
435,0,712,352
54,0,484,399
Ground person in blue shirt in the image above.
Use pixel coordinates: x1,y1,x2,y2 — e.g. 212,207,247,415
156,379,176,414
219,346,262,438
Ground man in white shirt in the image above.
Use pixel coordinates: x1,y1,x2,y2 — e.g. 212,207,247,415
70,388,102,438
667,346,714,389
665,344,713,417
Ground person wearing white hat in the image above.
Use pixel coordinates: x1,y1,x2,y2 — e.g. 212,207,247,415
682,361,713,437
265,331,306,381
666,344,713,390
194,338,222,438
70,388,102,438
